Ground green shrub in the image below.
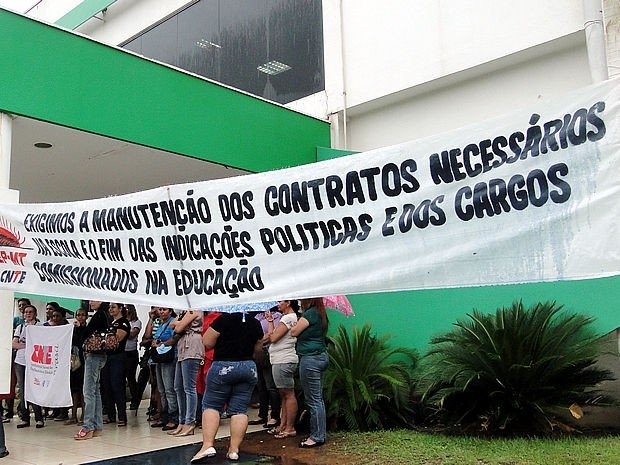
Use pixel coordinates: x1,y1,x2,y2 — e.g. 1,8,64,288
419,301,615,436
324,323,419,431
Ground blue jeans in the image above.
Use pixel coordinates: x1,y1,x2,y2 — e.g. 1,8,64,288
203,360,258,415
299,352,329,442
83,352,107,432
174,358,201,425
156,361,178,424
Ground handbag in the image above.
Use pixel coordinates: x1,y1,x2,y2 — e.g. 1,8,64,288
70,345,82,371
83,329,119,353
151,344,175,363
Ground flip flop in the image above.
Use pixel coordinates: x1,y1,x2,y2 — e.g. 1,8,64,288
274,431,297,438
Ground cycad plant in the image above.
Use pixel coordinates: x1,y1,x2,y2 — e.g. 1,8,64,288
420,301,614,436
324,323,418,431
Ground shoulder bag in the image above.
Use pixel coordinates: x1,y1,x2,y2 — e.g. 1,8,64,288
83,328,119,354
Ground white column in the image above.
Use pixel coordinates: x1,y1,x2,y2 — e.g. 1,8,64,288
584,0,609,83
0,112,19,396
0,113,12,189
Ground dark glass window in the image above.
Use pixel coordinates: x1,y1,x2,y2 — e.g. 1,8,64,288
123,0,324,105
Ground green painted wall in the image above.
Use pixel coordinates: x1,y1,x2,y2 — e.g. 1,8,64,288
15,293,81,314
0,8,329,173
331,273,620,354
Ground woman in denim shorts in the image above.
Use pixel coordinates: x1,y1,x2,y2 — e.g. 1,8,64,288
191,312,263,463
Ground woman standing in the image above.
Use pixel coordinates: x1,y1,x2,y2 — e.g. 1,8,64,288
0,412,8,458
12,305,44,429
170,310,203,436
67,307,88,425
190,311,264,463
102,303,130,426
265,300,299,438
290,298,329,448
150,307,178,432
74,301,110,440
124,304,142,411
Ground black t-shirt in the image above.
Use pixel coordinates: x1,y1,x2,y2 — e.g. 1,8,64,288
211,313,263,362
109,317,131,354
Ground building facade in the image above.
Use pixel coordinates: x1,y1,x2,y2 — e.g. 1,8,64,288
4,0,620,357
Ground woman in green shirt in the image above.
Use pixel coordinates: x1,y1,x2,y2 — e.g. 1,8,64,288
290,298,328,448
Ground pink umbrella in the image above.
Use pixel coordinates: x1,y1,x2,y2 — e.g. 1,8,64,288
322,295,355,316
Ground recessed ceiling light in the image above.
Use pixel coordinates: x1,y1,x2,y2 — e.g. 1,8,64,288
34,142,53,149
257,60,291,75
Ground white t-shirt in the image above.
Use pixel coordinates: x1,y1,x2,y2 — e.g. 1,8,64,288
125,319,143,351
13,321,42,366
268,312,298,365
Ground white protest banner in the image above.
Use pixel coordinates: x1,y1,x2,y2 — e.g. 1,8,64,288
25,324,72,408
0,78,618,308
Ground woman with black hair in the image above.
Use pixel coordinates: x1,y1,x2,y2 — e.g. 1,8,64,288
74,301,110,440
102,303,130,427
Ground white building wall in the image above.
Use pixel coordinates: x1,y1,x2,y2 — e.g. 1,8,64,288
334,0,585,110
325,0,596,152
343,33,591,151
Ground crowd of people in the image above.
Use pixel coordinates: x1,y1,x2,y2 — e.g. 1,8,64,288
1,297,331,462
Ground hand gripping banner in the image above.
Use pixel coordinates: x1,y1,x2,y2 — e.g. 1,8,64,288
0,78,619,308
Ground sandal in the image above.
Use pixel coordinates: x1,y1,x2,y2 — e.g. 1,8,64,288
117,421,127,427
266,427,282,435
274,430,297,438
299,439,324,448
74,429,93,440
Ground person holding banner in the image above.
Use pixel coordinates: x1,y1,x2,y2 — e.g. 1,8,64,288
74,301,111,440
12,305,45,429
290,298,329,448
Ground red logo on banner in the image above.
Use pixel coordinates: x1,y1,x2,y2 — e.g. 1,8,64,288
31,345,53,365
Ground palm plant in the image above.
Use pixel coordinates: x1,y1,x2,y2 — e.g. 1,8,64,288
324,323,419,431
420,301,614,436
